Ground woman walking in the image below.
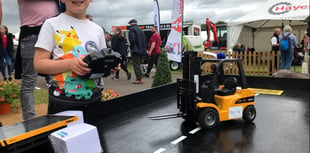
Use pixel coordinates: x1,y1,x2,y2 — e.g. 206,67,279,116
279,25,297,70
0,25,14,81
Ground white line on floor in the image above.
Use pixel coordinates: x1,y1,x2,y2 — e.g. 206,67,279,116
153,148,166,153
255,93,260,96
189,127,202,134
170,136,187,145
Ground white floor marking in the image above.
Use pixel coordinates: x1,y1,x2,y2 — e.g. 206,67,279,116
255,93,260,96
170,136,187,145
153,148,166,153
189,127,202,134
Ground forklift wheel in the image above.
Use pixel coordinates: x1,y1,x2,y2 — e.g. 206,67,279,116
198,108,219,129
243,105,256,122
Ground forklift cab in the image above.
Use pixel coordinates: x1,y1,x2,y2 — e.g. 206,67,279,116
199,59,247,103
177,51,256,129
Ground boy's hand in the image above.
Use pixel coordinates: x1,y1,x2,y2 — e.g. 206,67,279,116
110,64,121,75
70,57,91,76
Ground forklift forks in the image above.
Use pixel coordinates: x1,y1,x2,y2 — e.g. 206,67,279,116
148,79,197,120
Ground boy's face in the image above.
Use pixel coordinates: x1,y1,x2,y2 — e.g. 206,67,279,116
61,0,93,18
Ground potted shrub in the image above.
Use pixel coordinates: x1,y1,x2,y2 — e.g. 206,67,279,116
0,80,21,115
152,48,172,88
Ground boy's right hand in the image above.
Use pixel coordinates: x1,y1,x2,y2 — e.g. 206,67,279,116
70,57,91,76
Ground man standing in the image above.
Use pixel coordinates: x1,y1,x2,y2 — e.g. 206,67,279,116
16,0,60,120
145,26,161,78
270,28,281,74
128,19,146,84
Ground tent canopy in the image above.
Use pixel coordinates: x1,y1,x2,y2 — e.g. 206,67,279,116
227,0,309,51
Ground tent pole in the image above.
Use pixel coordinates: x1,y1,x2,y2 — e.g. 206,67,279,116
252,29,255,49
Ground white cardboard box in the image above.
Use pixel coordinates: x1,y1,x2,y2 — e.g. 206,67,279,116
55,111,84,126
49,123,102,153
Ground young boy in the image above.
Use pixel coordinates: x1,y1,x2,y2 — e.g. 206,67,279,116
34,0,108,115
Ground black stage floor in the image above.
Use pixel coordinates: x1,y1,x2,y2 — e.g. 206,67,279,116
93,90,309,153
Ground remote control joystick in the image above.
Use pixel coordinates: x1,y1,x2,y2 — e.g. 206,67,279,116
80,48,122,79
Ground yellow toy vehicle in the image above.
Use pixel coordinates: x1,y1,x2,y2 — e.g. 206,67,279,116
150,51,256,129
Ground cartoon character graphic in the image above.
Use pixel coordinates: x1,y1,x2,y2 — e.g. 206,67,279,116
53,46,89,88
52,26,99,99
72,46,88,58
54,26,82,54
63,76,93,100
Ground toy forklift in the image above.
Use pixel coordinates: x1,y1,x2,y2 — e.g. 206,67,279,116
150,51,256,129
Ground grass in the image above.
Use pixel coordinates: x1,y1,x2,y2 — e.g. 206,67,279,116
34,89,49,104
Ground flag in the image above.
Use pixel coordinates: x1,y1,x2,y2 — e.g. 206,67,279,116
153,0,160,34
165,0,183,63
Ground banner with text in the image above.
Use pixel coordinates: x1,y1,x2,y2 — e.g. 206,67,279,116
153,0,161,34
165,0,183,63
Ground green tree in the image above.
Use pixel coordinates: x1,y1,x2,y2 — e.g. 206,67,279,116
152,49,172,87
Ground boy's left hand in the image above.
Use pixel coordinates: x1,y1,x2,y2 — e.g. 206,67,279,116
110,64,121,75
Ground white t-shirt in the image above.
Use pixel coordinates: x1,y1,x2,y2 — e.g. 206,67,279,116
271,36,278,46
35,13,106,100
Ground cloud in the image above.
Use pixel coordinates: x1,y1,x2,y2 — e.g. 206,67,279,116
1,0,266,33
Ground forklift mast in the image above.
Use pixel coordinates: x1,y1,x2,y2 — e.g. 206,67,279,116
177,51,202,116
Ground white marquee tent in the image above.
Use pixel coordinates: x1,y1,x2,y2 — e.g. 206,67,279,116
227,0,309,52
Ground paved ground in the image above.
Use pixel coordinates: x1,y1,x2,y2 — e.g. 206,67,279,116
0,72,182,126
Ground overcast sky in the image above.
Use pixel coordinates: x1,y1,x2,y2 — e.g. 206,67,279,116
1,0,267,34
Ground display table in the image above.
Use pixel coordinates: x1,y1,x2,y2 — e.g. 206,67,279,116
0,115,77,153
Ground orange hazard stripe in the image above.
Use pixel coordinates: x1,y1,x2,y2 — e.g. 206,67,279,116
0,116,77,147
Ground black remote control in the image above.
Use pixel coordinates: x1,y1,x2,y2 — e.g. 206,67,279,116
81,48,122,79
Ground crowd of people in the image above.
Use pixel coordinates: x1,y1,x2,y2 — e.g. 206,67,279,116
0,0,162,122
270,25,310,71
233,23,310,74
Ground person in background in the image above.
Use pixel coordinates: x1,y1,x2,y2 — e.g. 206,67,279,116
279,25,297,70
86,14,93,21
111,27,131,80
14,0,61,120
233,42,245,54
128,19,147,84
105,32,112,48
0,25,14,81
270,28,281,75
271,28,281,51
145,26,161,78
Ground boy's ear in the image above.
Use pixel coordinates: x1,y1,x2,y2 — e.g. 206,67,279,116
90,0,93,2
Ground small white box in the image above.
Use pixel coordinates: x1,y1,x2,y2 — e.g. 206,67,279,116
55,111,84,126
49,123,102,153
